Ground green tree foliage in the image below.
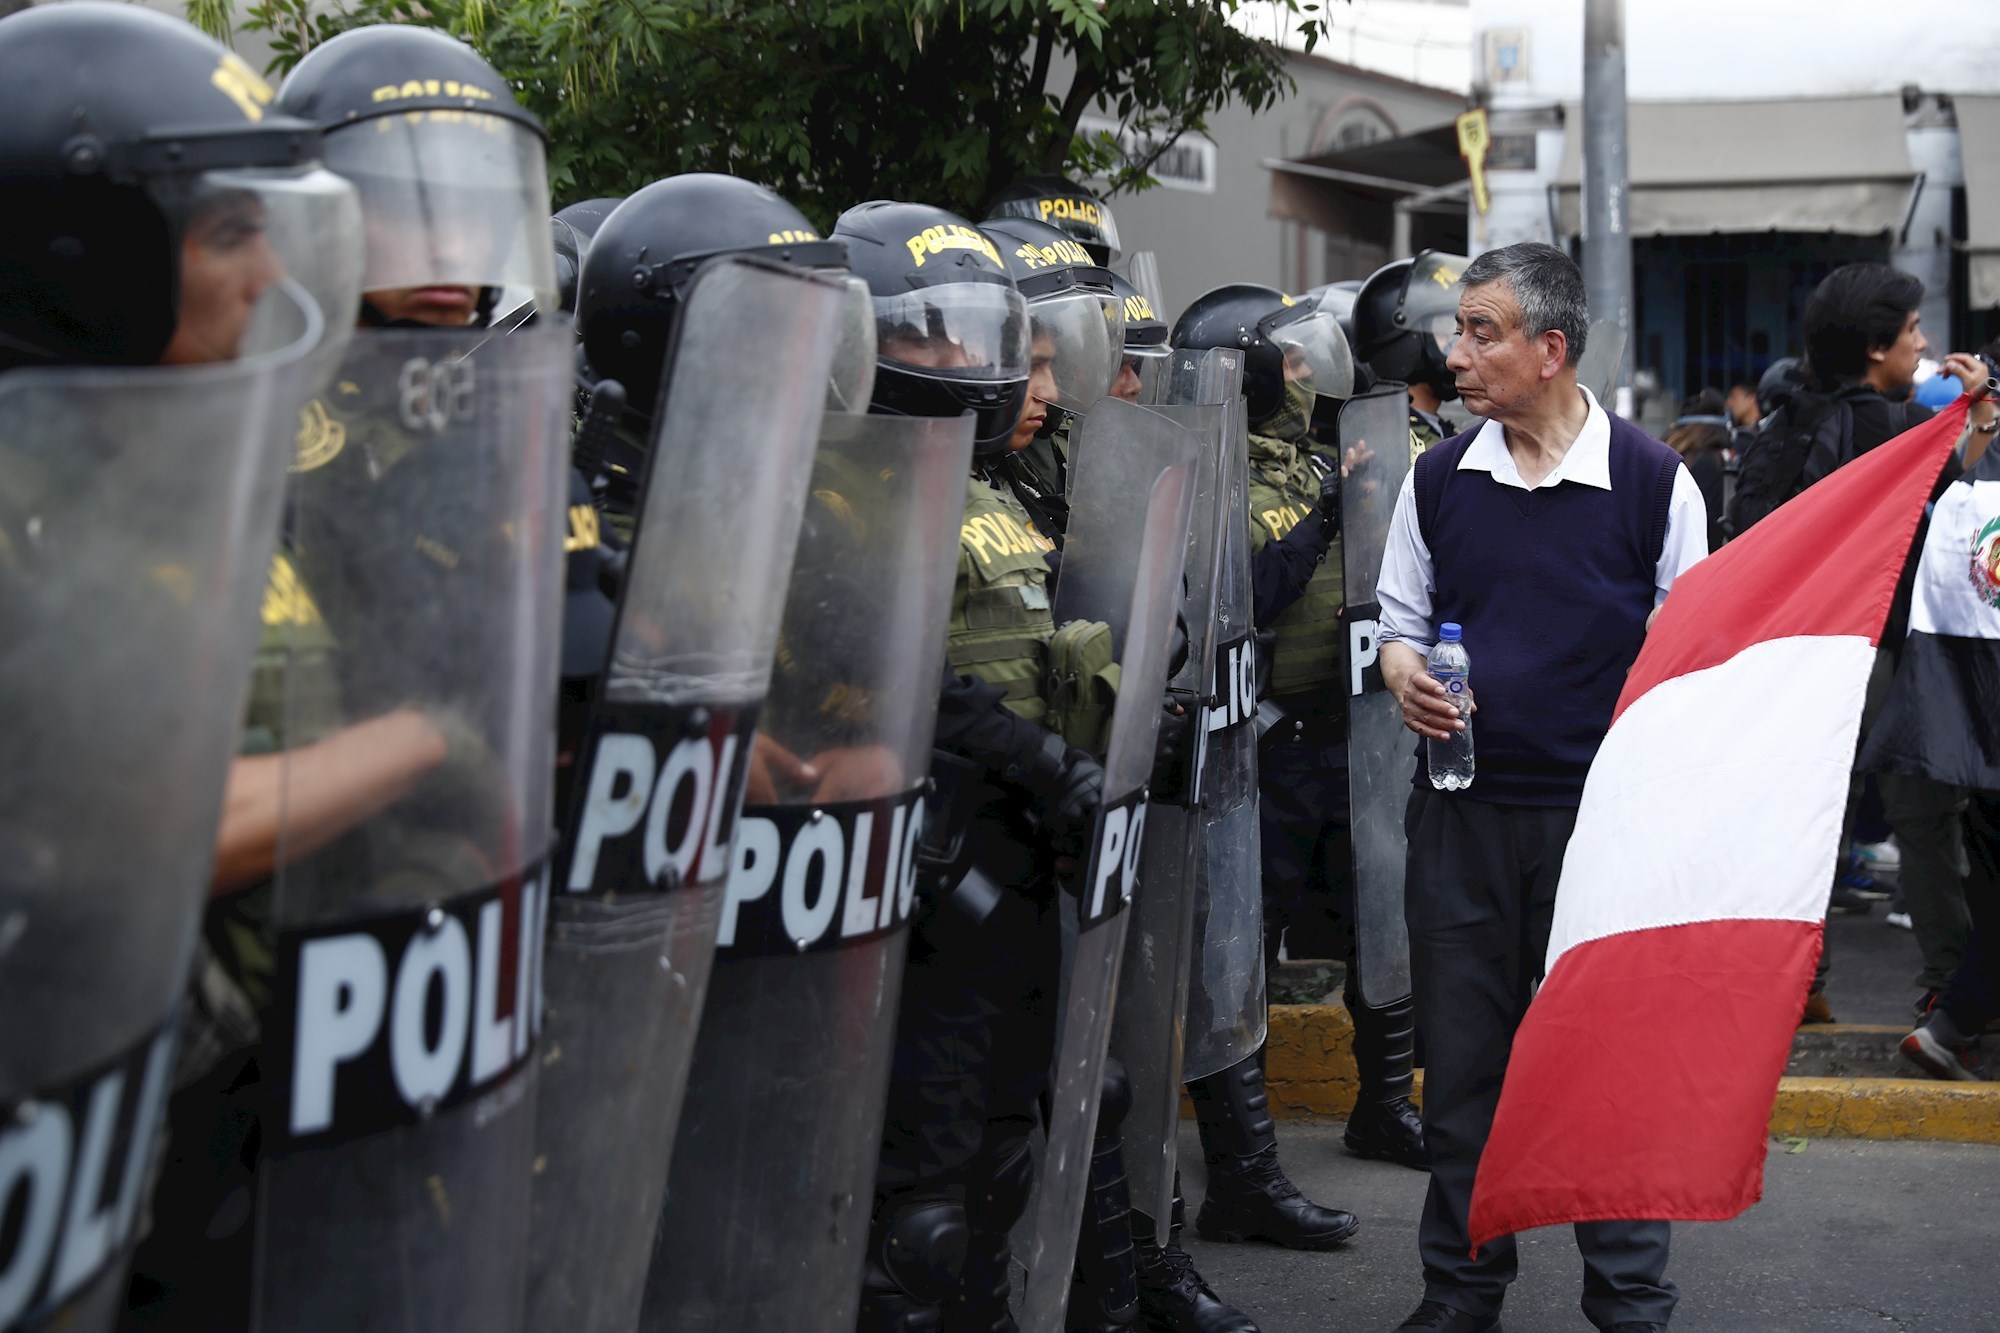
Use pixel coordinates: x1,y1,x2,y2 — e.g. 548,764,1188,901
209,0,1329,226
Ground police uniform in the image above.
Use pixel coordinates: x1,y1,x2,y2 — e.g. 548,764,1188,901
870,469,1071,1330
1244,426,1350,963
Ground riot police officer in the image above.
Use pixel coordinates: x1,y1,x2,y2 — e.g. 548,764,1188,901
987,174,1124,267
977,214,1125,544
130,26,567,1330
1352,252,1470,462
1171,284,1369,1243
835,198,1116,1332
0,8,362,1326
971,222,1257,1333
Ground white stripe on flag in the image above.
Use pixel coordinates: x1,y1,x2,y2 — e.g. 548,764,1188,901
1545,634,1876,974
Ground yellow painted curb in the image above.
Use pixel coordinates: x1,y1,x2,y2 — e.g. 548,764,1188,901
1233,1005,2000,1144
1771,1077,2000,1145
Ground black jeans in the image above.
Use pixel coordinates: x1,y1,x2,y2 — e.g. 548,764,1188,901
1939,791,2000,1033
1403,787,1677,1329
1258,723,1351,967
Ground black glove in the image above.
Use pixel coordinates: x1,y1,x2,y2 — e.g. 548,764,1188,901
1013,730,1103,857
1312,459,1341,539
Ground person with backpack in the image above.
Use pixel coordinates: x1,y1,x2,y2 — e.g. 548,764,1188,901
1727,263,1986,1021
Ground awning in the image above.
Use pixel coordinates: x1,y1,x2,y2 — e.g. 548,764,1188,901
1956,96,2000,308
1266,123,1467,234
1551,96,1918,239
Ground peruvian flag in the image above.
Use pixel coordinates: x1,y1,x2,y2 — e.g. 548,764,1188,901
1466,397,1971,1249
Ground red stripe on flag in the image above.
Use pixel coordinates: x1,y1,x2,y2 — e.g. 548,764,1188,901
1613,400,1967,724
1467,918,1823,1250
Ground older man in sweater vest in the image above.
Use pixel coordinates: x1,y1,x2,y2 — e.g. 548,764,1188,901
1374,244,1708,1333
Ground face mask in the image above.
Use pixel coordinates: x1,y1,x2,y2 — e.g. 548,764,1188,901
1255,376,1314,442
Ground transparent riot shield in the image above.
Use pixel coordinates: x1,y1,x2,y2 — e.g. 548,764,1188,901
1339,387,1418,1008
1113,349,1240,1245
1018,400,1198,1333
250,322,571,1331
641,412,975,1331
1183,392,1265,1085
0,292,341,1333
528,258,853,1331
1126,250,1166,320
1576,318,1627,409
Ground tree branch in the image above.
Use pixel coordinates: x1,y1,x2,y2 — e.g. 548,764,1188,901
1045,66,1100,173
1027,14,1054,101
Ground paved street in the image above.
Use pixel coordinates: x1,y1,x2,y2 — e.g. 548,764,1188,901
1176,1123,2000,1332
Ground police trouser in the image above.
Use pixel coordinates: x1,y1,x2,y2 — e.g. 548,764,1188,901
873,809,1062,1267
1403,787,1676,1328
1258,710,1351,967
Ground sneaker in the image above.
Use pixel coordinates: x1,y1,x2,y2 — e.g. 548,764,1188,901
1900,1010,1983,1080
1800,989,1835,1025
1885,910,1913,930
1854,838,1901,881
1826,883,1874,915
1836,857,1890,903
1915,989,1940,1020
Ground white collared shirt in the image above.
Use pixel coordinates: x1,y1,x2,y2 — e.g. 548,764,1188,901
1376,386,1709,653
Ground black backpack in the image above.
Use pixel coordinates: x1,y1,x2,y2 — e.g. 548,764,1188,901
1724,394,1850,539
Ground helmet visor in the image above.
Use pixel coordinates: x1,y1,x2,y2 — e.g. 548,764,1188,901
164,164,363,371
1266,307,1355,401
1028,286,1125,415
874,283,1030,384
1116,341,1169,404
325,112,556,312
827,274,879,413
1404,251,1471,357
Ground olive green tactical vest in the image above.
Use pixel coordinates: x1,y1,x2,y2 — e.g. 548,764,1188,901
1246,434,1343,700
1409,410,1443,467
949,473,1056,722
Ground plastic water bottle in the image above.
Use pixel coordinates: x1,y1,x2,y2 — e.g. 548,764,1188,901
1426,623,1474,791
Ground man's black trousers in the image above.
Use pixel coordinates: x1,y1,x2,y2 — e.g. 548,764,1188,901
1403,787,1678,1328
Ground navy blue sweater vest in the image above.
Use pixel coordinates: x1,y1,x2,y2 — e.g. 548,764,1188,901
1412,415,1682,806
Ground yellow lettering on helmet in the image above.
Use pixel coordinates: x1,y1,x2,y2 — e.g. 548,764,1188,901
1124,294,1157,322
371,78,499,105
211,53,273,122
1430,265,1463,288
768,229,820,245
906,226,1002,270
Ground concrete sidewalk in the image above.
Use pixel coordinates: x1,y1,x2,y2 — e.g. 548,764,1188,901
1175,1121,2000,1332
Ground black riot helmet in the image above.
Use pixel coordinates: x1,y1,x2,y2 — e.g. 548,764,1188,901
0,2,354,368
552,197,622,315
1109,272,1168,401
985,175,1122,266
981,216,1124,421
576,173,854,418
1172,282,1355,423
276,25,557,324
834,200,1031,458
1352,251,1469,398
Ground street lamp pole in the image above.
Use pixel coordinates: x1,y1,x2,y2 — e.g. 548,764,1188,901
1582,0,1632,401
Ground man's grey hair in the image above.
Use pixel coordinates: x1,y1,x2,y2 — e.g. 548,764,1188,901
1462,242,1589,367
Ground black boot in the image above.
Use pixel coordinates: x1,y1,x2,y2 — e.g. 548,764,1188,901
1066,1060,1140,1332
946,1118,1035,1333
1188,1051,1358,1250
1132,1177,1259,1333
1343,992,1428,1170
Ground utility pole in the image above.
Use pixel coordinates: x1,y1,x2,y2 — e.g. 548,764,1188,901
1582,0,1632,403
